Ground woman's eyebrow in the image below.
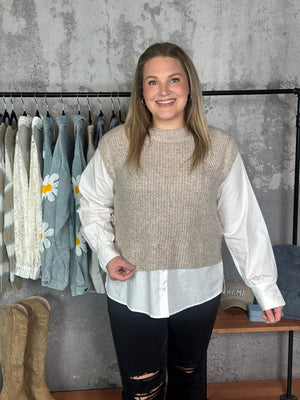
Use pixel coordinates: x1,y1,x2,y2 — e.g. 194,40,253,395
144,72,184,80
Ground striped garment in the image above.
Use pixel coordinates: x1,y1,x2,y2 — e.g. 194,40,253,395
0,122,9,292
4,124,22,292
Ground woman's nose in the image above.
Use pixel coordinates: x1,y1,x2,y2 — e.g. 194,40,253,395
159,82,169,96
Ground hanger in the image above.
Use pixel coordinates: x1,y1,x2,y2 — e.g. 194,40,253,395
21,94,27,116
97,95,104,117
77,95,81,115
9,96,18,126
109,94,120,130
34,95,40,118
2,96,10,124
110,94,116,118
44,94,50,117
61,95,65,115
118,93,124,124
87,95,92,125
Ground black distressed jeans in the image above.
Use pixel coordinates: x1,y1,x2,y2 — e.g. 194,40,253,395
107,294,221,400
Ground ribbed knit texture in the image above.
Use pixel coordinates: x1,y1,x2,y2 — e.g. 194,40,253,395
4,126,17,263
99,125,238,271
4,125,22,292
14,116,32,279
0,123,9,292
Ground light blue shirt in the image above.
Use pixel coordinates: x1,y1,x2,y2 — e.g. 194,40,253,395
70,114,90,296
41,115,75,290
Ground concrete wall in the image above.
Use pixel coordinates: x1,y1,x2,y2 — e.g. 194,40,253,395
0,0,299,392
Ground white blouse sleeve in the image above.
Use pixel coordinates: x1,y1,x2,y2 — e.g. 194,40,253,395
217,153,285,311
78,149,119,273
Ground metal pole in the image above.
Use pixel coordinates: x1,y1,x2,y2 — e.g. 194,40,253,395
280,90,300,400
1,88,297,98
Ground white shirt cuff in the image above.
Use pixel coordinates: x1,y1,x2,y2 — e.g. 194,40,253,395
250,281,286,311
98,245,120,273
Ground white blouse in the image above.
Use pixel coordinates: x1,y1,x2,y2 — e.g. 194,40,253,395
78,150,285,318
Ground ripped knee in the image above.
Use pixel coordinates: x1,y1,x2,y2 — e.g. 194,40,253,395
168,362,201,379
131,371,160,381
173,364,196,374
129,369,165,400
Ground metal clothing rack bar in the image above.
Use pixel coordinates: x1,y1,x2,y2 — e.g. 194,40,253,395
2,87,300,400
203,88,298,96
2,91,132,98
1,88,299,98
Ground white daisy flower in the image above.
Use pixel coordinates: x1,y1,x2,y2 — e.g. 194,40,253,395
42,173,59,202
40,222,54,252
72,175,81,205
75,230,87,257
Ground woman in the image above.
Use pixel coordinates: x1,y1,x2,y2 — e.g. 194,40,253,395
78,42,285,400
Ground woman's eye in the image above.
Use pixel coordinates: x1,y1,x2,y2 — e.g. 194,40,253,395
171,77,179,83
148,80,157,86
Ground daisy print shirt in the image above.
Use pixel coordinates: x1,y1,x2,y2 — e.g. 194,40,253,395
41,114,56,274
70,114,90,296
41,114,75,291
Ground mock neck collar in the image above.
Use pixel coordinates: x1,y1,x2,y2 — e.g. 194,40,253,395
148,126,190,142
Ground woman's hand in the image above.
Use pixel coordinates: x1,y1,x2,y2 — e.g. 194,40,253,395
106,256,136,282
261,306,283,324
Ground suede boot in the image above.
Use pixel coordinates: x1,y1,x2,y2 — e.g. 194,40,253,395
0,303,29,400
19,296,54,400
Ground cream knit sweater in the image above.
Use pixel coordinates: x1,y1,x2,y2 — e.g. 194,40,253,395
99,125,238,271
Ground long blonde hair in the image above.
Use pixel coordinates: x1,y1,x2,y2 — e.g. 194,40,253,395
125,42,210,170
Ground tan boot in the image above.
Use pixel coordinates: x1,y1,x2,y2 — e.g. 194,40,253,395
19,296,54,400
0,303,29,400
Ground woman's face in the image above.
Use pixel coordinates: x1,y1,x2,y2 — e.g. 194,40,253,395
142,56,190,130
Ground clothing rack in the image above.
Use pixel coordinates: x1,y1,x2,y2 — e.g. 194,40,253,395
5,88,298,239
2,88,300,400
1,88,299,97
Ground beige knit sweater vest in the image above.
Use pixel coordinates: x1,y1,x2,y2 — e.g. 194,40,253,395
99,125,238,271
